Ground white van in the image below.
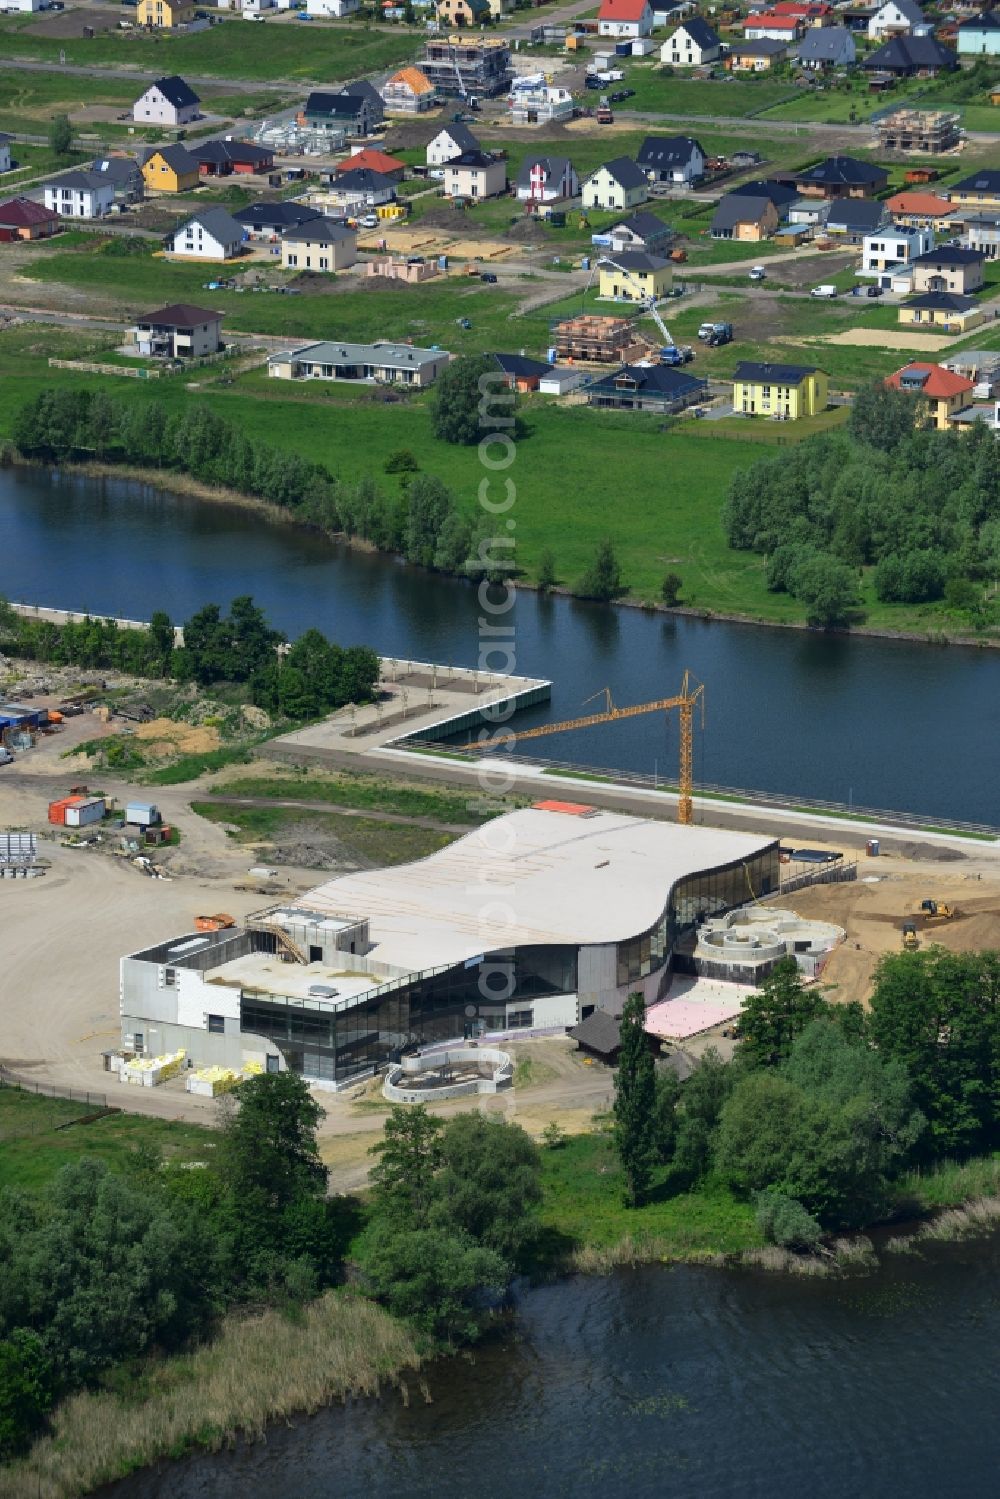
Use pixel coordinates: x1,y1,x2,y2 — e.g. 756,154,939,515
811,284,838,299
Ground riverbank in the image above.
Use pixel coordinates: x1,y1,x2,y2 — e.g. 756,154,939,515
9,454,1000,652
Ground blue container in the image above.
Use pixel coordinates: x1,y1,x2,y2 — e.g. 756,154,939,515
581,255,590,270
615,41,630,54
546,347,557,364
438,254,448,270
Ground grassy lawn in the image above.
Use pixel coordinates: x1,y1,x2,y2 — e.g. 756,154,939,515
612,62,799,118
536,1132,761,1262
0,14,415,82
214,770,511,824
190,799,458,865
0,1085,214,1193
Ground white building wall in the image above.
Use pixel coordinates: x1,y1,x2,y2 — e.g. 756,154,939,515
176,968,242,1030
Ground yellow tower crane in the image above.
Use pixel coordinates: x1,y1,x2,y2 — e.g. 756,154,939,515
487,672,706,826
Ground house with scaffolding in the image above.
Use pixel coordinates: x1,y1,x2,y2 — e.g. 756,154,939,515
418,35,513,98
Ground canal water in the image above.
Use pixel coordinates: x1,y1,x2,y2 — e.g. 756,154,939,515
106,1237,1000,1499
4,465,1000,825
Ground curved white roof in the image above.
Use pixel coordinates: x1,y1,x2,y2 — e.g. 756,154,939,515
302,808,775,974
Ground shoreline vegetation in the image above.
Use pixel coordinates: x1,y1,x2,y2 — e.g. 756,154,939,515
10,453,1000,654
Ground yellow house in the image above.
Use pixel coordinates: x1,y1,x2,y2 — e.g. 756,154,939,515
886,363,974,432
137,0,195,27
732,361,829,420
598,251,672,302
142,143,201,195
898,292,986,334
436,0,493,25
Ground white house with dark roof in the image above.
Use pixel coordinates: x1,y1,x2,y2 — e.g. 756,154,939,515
444,150,507,200
583,158,649,212
166,207,245,260
868,0,928,38
958,10,1000,56
636,135,704,186
661,17,722,66
301,87,383,140
515,155,580,203
43,170,115,220
132,76,201,127
129,303,223,360
609,210,673,254
0,134,12,175
796,27,856,68
426,122,481,167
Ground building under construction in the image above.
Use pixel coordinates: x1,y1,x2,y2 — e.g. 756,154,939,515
552,314,649,364
876,109,962,156
418,36,513,100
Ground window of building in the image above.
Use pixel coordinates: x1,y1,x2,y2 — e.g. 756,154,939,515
207,1014,225,1034
133,1031,144,1052
164,967,176,987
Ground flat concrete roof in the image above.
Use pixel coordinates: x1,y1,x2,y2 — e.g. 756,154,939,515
206,953,377,1005
300,808,776,973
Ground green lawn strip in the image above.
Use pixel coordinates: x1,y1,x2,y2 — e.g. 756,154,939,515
190,798,457,865
214,771,505,824
534,1132,761,1261
0,1090,215,1193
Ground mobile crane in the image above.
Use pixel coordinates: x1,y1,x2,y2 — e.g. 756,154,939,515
584,255,692,366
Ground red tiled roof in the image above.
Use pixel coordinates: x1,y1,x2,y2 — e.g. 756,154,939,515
0,196,58,228
886,191,957,217
886,363,974,400
745,13,802,28
598,0,650,20
336,148,405,176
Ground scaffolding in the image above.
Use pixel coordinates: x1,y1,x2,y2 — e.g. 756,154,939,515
875,109,962,156
552,314,650,364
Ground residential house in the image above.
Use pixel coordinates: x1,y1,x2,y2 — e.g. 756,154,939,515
597,0,654,38
2,0,43,10
863,35,957,74
0,134,10,175
730,179,800,211
515,156,580,203
885,191,961,231
744,11,804,41
861,224,933,274
636,135,704,186
300,87,383,140
382,67,437,115
786,196,831,229
963,212,1000,261
597,250,672,301
732,361,828,419
898,291,985,332
867,0,927,38
489,353,552,392
508,82,574,126
91,155,144,205
129,304,223,360
583,158,649,212
795,155,889,199
772,1,836,22
825,197,891,241
238,202,324,241
280,219,358,272
419,36,513,98
710,192,780,241
166,207,245,259
886,362,975,429
426,123,480,168
958,10,1000,55
586,364,707,414
660,17,722,66
444,150,507,200
796,26,855,67
949,170,1000,211
306,0,363,15
435,0,492,26
268,340,450,387
339,148,407,184
141,144,201,194
910,245,985,295
43,170,115,220
727,38,791,69
328,167,397,210
0,196,60,242
132,76,201,127
190,140,275,177
136,0,195,26
609,210,673,255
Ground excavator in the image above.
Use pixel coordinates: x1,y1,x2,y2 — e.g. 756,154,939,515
921,899,956,922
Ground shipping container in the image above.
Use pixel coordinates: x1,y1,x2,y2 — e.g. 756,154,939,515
48,796,85,825
125,802,161,827
64,797,106,828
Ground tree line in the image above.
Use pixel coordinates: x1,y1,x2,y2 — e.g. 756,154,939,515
614,947,999,1243
0,595,379,724
723,382,1000,627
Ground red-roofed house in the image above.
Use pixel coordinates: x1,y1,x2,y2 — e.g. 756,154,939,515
0,196,60,242
886,361,974,429
885,191,960,231
772,1,834,23
598,0,653,38
745,11,805,39
337,147,407,184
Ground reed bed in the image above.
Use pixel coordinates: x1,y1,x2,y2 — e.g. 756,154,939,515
914,1195,1000,1242
0,1292,420,1499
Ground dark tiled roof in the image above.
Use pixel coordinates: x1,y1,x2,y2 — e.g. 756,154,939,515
333,168,396,193
137,303,221,328
730,178,799,206
602,249,671,272
958,8,1000,27
592,156,647,190
613,210,671,238
0,196,58,227
491,352,551,379
711,193,774,230
674,16,720,48
911,245,984,267
952,169,1000,194
637,135,704,170
568,1008,622,1056
305,91,365,118
904,291,977,312
176,206,244,241
238,202,324,231
863,35,957,69
281,217,353,243
734,361,819,383
798,154,887,188
589,364,707,397
515,154,573,188
147,143,199,173
825,198,889,230
148,74,200,109
191,140,273,167
432,122,480,153
446,150,502,170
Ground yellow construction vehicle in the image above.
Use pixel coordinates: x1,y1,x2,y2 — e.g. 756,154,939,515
921,899,956,921
902,922,919,951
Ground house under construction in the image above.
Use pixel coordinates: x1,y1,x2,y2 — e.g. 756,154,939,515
419,36,513,100
553,314,650,365
876,109,962,156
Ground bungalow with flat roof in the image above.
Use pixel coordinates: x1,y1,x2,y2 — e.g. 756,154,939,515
129,304,223,360
586,363,707,414
862,225,933,275
268,340,450,387
732,361,828,419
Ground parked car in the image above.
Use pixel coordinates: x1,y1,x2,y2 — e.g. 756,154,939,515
0,748,13,767
480,272,498,283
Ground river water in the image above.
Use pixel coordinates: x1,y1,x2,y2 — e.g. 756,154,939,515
3,465,1000,823
106,1238,1000,1499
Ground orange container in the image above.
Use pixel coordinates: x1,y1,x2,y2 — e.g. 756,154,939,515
48,796,84,825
